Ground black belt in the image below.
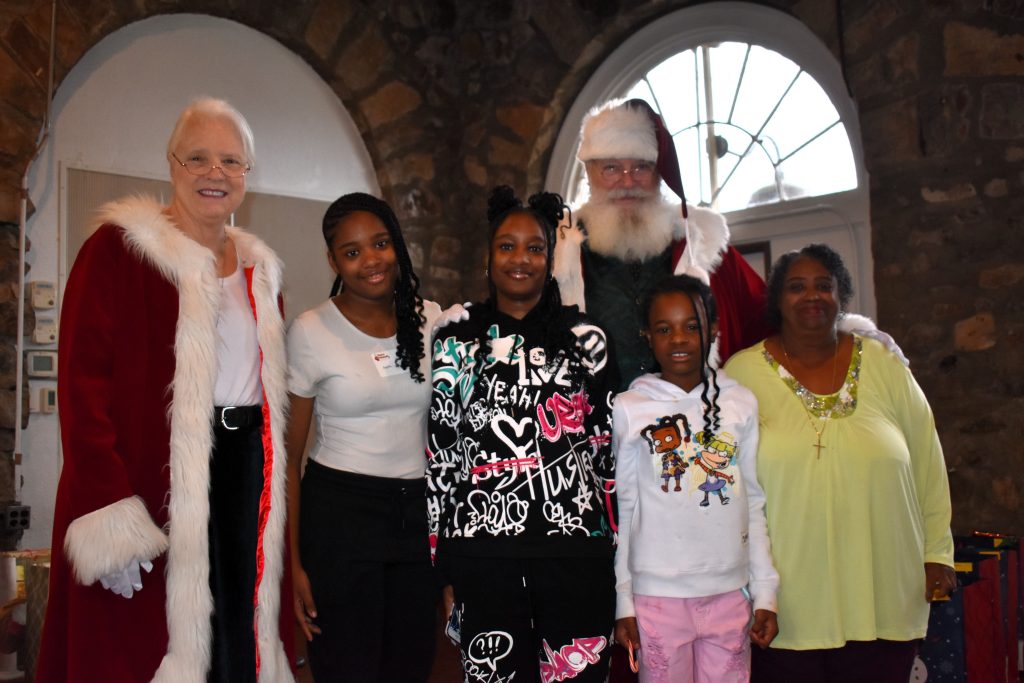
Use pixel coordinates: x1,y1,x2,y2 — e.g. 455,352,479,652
213,405,263,431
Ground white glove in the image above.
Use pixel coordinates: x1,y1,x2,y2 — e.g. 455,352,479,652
99,559,153,599
839,313,910,367
432,302,471,338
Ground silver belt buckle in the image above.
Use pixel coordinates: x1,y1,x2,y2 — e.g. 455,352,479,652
220,406,239,431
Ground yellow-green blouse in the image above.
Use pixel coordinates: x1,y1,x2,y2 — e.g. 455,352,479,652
724,335,954,650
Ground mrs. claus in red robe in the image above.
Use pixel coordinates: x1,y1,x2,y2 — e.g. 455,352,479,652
38,98,293,683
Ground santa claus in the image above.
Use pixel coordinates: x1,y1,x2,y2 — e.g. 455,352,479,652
555,98,771,389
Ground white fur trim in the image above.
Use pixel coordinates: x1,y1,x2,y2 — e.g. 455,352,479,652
64,495,168,586
578,98,658,162
94,196,292,683
231,226,294,683
554,223,587,311
708,336,722,370
838,313,876,333
840,315,910,366
255,639,293,683
672,205,729,280
122,200,219,683
673,217,711,285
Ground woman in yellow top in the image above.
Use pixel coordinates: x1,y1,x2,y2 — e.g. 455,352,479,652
724,244,955,683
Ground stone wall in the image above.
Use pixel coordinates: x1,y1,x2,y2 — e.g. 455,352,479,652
0,0,1020,538
842,0,1024,534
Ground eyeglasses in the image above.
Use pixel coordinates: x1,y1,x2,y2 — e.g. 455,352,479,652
171,152,251,178
595,160,656,183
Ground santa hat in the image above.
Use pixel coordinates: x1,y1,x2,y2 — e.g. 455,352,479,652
577,98,688,217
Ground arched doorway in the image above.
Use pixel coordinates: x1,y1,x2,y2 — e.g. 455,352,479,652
23,12,377,549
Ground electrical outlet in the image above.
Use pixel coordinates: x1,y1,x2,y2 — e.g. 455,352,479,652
1,504,30,531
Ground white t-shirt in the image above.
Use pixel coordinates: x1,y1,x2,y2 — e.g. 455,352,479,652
287,298,442,479
214,266,263,406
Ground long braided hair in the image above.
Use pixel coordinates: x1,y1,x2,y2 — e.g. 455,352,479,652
473,185,589,388
643,274,722,441
322,192,427,383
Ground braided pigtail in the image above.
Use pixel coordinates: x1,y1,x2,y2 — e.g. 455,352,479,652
642,274,722,442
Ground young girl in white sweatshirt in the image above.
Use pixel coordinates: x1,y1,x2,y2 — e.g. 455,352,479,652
613,274,779,683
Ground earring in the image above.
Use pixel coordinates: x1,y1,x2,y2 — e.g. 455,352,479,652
484,268,489,277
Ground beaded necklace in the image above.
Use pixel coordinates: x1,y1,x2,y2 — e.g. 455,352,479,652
781,336,838,460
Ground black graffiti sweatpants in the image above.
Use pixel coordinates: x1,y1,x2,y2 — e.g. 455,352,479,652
447,554,616,683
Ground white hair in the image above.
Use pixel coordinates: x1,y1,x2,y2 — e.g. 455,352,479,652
166,97,256,166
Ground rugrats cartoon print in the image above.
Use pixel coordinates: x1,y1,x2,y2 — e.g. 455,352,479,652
639,416,741,506
640,414,692,493
690,431,738,507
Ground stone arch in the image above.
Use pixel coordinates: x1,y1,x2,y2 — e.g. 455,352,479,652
526,5,662,194
1,1,421,223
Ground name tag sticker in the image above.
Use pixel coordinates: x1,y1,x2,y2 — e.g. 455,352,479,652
372,349,405,377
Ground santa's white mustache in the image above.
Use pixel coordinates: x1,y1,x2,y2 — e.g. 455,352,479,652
606,187,653,200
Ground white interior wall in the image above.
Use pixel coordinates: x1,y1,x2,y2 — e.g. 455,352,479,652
21,13,378,548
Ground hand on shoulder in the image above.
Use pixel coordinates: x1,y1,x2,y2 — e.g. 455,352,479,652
431,302,472,338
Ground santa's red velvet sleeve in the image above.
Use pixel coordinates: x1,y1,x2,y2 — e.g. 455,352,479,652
709,245,771,364
57,226,168,586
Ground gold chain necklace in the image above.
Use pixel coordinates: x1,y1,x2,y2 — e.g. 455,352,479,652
780,336,840,460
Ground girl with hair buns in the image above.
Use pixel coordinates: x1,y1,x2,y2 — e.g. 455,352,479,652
285,192,449,682
427,185,618,683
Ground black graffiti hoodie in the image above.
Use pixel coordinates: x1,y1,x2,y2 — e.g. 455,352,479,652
426,302,616,565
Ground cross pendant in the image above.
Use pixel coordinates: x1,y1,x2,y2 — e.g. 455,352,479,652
812,433,826,459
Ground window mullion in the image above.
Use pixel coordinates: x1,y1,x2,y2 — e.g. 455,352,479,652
751,70,801,141
701,45,719,211
689,50,706,205
777,119,840,165
726,44,751,125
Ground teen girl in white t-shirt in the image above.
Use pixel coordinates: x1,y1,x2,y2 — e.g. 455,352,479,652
285,193,443,682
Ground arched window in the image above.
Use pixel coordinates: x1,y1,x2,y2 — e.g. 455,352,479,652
547,2,875,318
624,42,858,212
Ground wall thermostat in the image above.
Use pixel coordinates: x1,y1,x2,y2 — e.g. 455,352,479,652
32,317,57,344
26,351,57,378
29,281,56,309
37,387,57,414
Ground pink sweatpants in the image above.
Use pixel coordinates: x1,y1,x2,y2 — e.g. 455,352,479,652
634,589,752,683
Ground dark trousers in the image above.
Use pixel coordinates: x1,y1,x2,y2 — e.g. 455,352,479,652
300,461,438,683
207,419,265,683
448,555,616,683
751,639,919,683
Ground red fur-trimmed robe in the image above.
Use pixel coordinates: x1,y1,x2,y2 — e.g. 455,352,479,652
37,197,294,683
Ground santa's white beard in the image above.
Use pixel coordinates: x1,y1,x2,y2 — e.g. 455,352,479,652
581,190,681,262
